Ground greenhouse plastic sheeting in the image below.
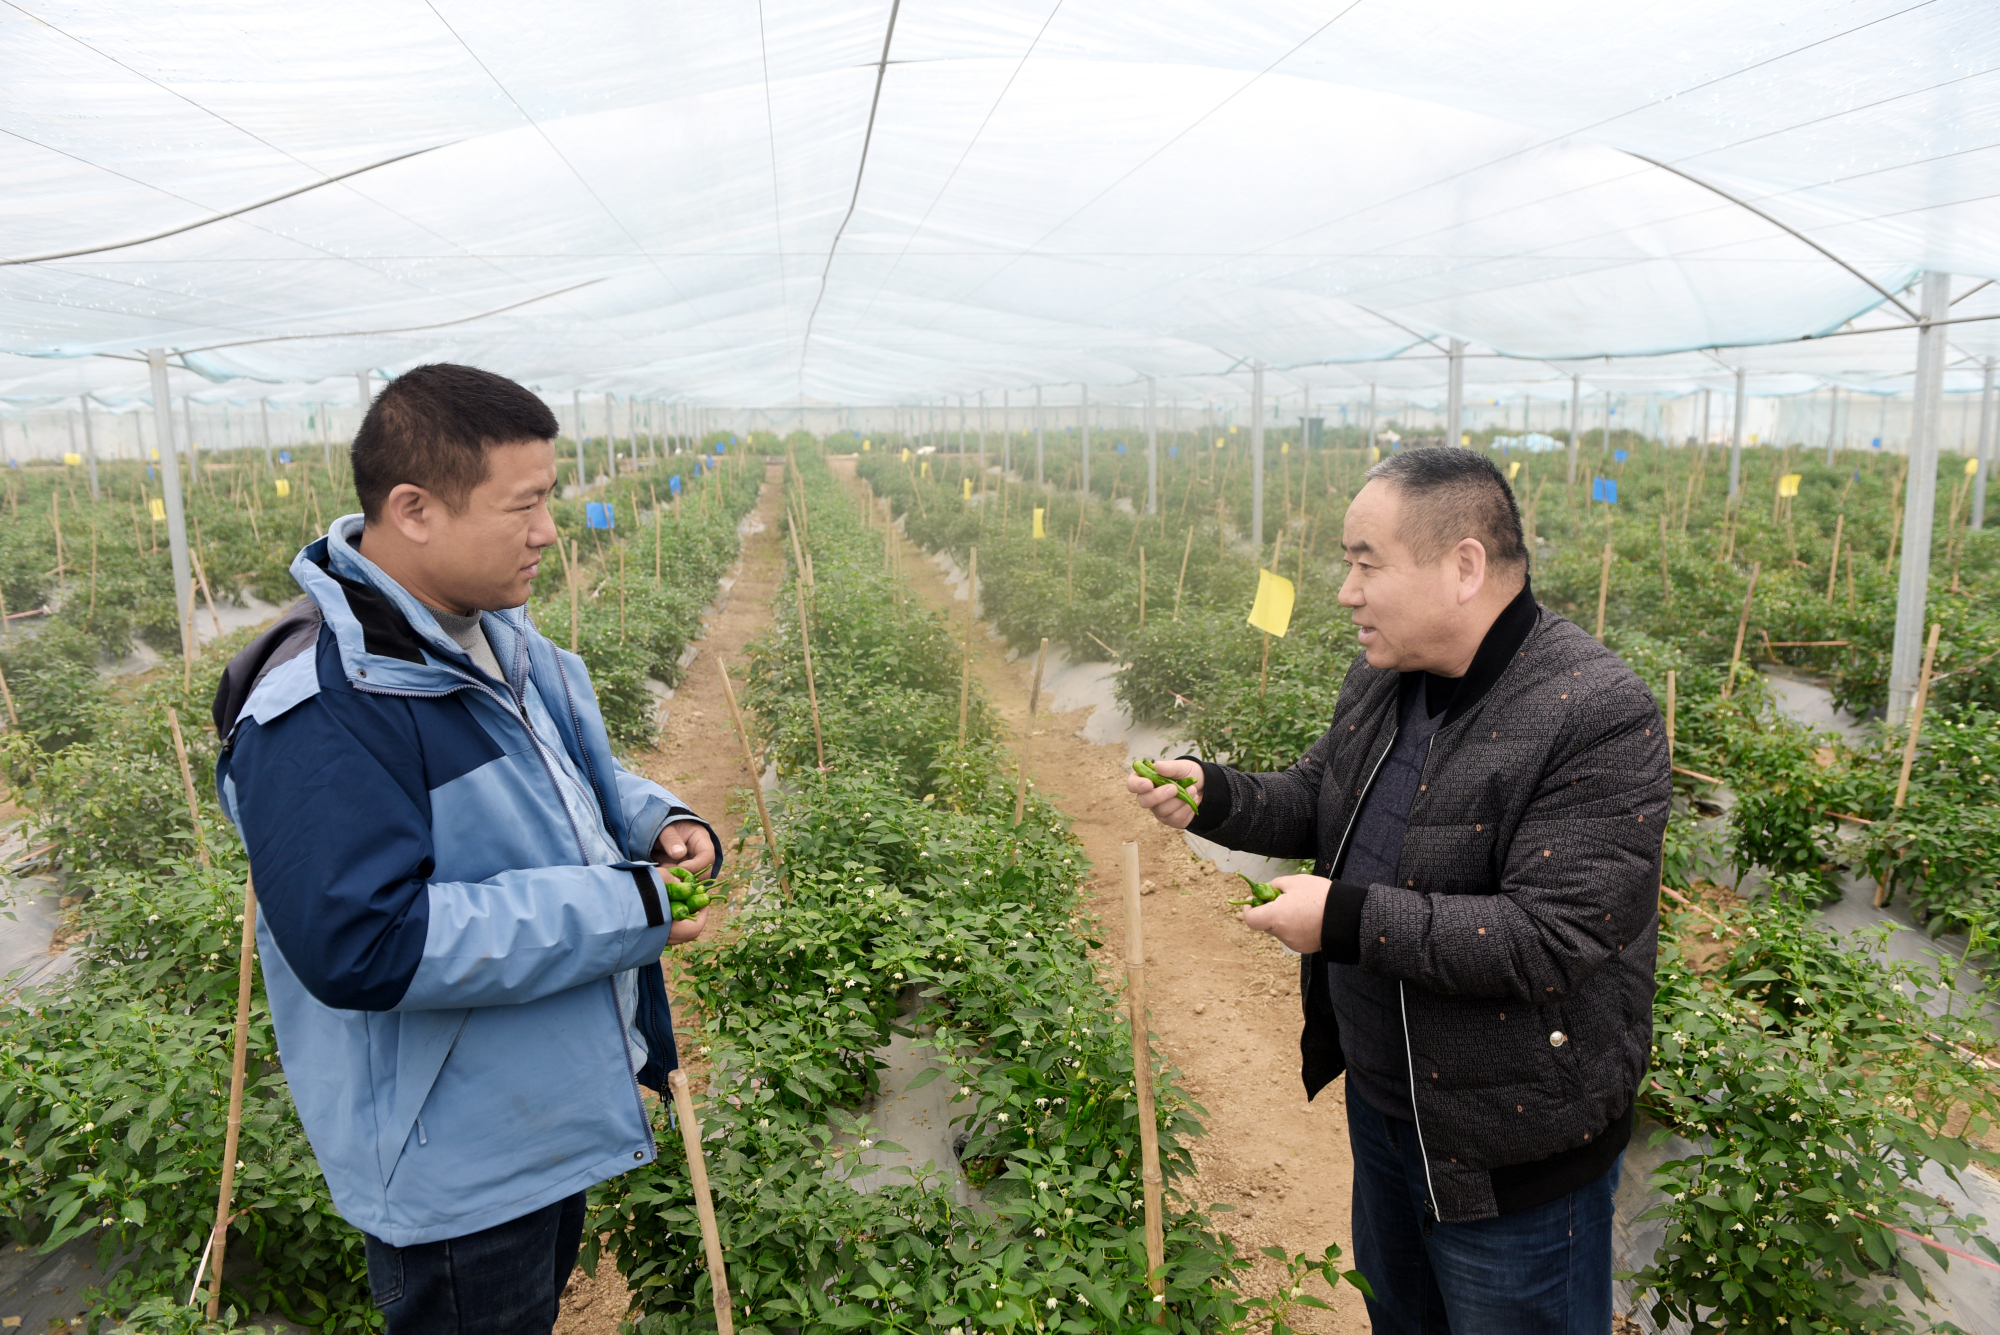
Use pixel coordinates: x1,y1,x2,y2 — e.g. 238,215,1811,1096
3,0,1997,405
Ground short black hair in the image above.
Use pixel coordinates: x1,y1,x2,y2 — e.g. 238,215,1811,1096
1363,446,1528,573
352,364,558,521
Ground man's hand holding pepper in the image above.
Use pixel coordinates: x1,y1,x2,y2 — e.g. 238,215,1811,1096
654,819,716,945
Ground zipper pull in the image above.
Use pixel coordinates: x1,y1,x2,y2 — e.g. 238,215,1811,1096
1422,1200,1435,1237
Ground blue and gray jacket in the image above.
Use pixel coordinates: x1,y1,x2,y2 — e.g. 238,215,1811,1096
213,514,710,1247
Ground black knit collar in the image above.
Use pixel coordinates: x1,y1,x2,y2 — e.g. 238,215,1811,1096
1398,576,1539,727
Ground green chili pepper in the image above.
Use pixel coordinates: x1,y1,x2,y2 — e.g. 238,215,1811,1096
1226,873,1282,907
1131,757,1200,814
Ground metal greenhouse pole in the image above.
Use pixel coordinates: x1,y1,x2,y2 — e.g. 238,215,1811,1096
1080,384,1090,496
146,350,194,664
1728,368,1747,500
1888,272,1951,726
1973,359,1993,531
1002,389,1011,475
1567,375,1581,484
1366,384,1377,458
1146,375,1158,516
572,390,585,489
1446,339,1465,446
1035,385,1044,487
78,395,100,500
1825,386,1840,469
259,397,273,472
604,392,616,482
1251,362,1265,551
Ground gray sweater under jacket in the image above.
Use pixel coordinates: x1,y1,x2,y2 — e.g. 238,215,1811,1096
1192,602,1669,1223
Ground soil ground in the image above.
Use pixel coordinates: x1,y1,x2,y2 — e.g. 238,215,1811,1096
559,458,1367,1331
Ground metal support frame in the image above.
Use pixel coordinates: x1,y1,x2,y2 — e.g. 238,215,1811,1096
258,397,272,472
1973,359,1994,531
1250,362,1265,551
1888,272,1951,726
78,394,100,499
1445,339,1465,446
1035,385,1044,486
1080,384,1090,495
1146,375,1158,515
604,391,616,483
1728,367,1747,499
1567,375,1581,484
147,350,195,658
572,390,585,489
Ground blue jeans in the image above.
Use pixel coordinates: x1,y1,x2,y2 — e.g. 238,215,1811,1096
1347,1081,1619,1335
362,1192,586,1335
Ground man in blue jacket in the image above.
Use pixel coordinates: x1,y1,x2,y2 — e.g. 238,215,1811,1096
214,364,717,1334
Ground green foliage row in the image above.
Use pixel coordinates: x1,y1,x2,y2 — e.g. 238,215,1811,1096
587,452,1363,1333
1634,882,2000,1332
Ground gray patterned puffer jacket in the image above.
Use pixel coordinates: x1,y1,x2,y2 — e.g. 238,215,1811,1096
1191,602,1669,1222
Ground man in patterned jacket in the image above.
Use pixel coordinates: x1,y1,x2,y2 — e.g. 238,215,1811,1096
1128,447,1667,1334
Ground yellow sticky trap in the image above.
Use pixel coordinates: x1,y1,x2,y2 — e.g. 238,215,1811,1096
1460,433,1471,446
963,477,973,500
920,460,930,478
1508,460,1521,481
1214,437,1224,449
1247,567,1295,638
901,447,911,463
148,497,166,521
1778,473,1802,497
862,439,871,451
275,478,292,498
1966,457,1980,477
148,448,159,460
62,452,81,466
1032,507,1046,539
1280,441,1290,455
1368,446,1381,464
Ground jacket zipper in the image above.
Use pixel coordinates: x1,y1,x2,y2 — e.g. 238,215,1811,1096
1400,732,1443,1219
351,670,593,866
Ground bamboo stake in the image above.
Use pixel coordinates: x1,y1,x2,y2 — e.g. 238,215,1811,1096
1878,621,1942,908
1014,637,1049,825
1665,670,1676,765
666,1070,737,1335
88,524,99,622
618,545,627,641
1172,526,1194,622
651,483,662,585
1657,513,1671,605
717,662,787,900
1121,842,1167,1322
1137,547,1146,629
191,545,225,638
203,874,258,1318
958,548,977,745
1825,513,1844,604
50,493,66,575
793,575,825,770
1721,561,1761,700
166,706,209,867
1594,541,1614,642
0,660,18,728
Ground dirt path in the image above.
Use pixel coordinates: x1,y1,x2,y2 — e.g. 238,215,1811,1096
840,460,1366,1333
556,460,789,1335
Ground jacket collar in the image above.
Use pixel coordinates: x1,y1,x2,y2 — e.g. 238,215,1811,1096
1400,576,1540,729
291,514,528,695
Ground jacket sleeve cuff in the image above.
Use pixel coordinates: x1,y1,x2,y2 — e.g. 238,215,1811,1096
1319,879,1369,964
1180,756,1234,834
631,866,667,928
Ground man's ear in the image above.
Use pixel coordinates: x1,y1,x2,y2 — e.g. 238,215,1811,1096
1455,537,1488,606
380,482,436,545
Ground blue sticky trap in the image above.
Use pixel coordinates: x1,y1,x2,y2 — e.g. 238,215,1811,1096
278,450,292,464
1169,446,1178,458
1852,469,1862,482
1872,437,1883,449
714,441,726,454
668,474,683,496
147,465,155,480
1115,443,1127,454
1614,449,1628,462
1592,478,1619,504
586,502,615,530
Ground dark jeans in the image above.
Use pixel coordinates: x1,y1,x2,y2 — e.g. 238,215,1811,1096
1347,1081,1619,1335
362,1192,586,1335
